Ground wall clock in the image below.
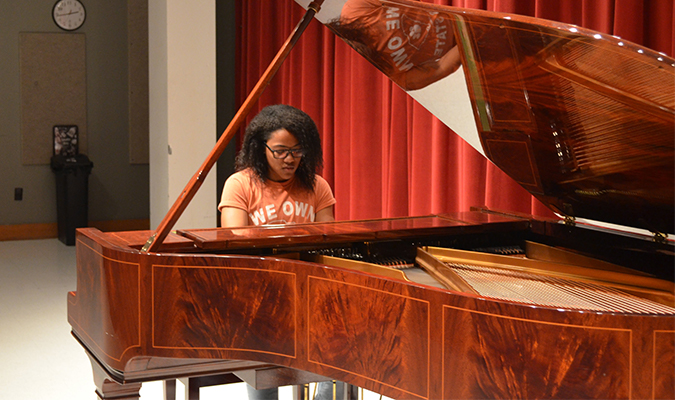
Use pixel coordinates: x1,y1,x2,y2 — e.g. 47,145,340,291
52,0,86,31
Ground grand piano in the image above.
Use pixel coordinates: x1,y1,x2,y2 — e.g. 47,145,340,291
68,1,675,399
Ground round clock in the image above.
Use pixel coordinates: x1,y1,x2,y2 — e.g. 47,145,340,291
52,0,86,31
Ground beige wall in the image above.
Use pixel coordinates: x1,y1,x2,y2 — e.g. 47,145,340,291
0,0,148,226
0,0,235,228
149,0,216,230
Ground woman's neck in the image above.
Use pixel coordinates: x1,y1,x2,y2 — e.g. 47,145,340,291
269,177,290,183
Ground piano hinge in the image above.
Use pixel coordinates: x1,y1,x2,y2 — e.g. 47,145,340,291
141,233,157,253
563,215,576,226
652,231,668,244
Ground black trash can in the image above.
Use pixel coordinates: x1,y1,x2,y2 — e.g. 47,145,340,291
51,154,93,246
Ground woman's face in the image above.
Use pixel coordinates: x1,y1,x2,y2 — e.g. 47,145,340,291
265,128,303,182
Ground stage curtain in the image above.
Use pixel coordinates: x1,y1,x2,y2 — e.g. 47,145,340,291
234,0,673,221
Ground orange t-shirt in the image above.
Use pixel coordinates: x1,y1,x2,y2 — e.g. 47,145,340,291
218,169,336,226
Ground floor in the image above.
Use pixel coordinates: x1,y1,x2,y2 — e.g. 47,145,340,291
0,239,388,400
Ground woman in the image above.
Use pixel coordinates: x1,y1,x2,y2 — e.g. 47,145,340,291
219,104,340,400
219,104,335,228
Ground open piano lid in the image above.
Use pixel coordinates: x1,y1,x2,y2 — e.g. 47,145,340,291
295,0,675,236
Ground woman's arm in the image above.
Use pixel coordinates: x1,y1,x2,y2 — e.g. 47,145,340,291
315,205,335,223
220,206,250,228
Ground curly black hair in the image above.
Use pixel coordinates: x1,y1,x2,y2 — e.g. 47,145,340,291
235,104,323,191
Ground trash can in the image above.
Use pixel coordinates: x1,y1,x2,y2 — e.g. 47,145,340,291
51,154,93,246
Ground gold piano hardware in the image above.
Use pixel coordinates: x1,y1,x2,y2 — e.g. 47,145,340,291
140,232,156,253
653,231,668,244
563,215,576,226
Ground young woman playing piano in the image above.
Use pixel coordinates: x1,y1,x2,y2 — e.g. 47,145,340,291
219,104,340,400
219,104,335,228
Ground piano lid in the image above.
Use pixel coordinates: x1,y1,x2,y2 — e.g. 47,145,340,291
295,0,675,235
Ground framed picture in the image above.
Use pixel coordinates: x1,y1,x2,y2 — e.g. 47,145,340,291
53,125,78,156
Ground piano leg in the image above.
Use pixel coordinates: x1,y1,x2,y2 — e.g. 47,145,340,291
89,358,142,400
164,379,177,400
94,379,143,400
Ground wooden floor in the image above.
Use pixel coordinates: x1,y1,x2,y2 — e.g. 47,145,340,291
0,238,389,400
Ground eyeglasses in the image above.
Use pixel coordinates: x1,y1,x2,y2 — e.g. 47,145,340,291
265,143,305,159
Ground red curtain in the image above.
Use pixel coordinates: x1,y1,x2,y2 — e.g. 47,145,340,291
235,0,674,221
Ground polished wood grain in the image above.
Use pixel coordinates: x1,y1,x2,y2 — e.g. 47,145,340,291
307,275,431,398
441,301,632,399
69,216,675,399
456,9,674,234
655,331,675,400
151,263,297,357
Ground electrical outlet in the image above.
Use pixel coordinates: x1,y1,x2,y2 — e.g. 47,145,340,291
14,187,23,201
